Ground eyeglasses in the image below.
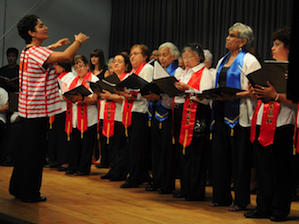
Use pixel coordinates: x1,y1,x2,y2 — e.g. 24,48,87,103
151,53,160,57
129,52,141,57
227,34,239,38
182,56,194,61
112,59,124,64
74,64,86,71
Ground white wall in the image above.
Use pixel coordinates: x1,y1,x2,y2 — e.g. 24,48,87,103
0,0,112,67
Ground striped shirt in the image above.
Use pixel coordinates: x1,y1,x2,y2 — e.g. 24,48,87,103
18,46,61,118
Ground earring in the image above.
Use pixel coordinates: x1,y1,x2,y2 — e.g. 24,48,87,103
239,47,242,51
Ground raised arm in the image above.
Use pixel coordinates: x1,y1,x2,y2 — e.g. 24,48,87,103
45,33,89,64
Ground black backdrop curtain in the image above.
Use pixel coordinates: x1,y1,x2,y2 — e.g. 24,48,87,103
109,0,294,67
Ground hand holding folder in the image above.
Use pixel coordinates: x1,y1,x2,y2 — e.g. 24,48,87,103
140,61,184,97
58,79,92,103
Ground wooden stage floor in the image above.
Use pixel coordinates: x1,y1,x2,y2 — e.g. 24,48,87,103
0,165,299,224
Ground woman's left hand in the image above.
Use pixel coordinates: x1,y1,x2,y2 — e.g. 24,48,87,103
142,91,160,101
253,81,277,99
174,82,191,91
99,90,112,100
52,38,71,50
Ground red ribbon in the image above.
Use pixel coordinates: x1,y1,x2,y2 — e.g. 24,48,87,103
102,101,116,144
250,100,262,143
179,67,204,153
69,71,92,138
258,101,280,147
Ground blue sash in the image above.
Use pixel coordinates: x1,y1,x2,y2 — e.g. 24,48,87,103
148,61,178,123
210,50,246,130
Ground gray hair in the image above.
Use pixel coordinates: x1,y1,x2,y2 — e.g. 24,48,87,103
158,42,180,60
229,22,254,45
203,49,213,62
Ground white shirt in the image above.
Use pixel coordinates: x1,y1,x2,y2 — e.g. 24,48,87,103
66,74,99,128
214,52,262,127
0,87,8,123
58,72,76,112
122,63,153,114
174,63,214,105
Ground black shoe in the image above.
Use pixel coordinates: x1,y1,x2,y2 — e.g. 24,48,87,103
96,163,109,168
185,197,204,201
120,182,139,188
109,174,127,181
158,190,172,194
57,166,68,172
65,170,75,175
101,174,111,179
75,171,89,176
244,210,270,218
270,211,287,222
173,193,186,198
145,186,157,191
270,215,287,222
21,196,47,203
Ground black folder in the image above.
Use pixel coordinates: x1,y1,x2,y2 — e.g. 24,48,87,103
115,73,149,90
202,87,244,98
140,61,184,97
63,85,93,99
89,73,120,94
0,75,18,92
247,60,288,93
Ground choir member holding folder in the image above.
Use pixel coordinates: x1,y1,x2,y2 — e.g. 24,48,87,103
172,43,213,201
64,55,98,176
98,53,130,181
115,44,153,188
143,42,182,194
47,62,75,172
245,28,296,222
208,23,261,211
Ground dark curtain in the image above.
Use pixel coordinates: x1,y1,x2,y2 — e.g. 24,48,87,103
287,0,299,102
109,0,294,67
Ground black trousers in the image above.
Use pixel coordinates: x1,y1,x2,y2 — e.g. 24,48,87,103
68,125,96,174
254,125,293,217
9,117,48,201
47,112,70,165
126,112,151,185
101,121,129,176
212,114,252,206
150,112,175,192
174,103,210,199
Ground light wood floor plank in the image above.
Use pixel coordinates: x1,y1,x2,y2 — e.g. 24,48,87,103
0,166,298,224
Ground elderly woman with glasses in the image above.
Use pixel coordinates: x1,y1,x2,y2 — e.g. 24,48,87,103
172,43,213,201
209,22,261,211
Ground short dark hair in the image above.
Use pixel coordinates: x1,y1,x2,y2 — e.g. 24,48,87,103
272,28,291,50
90,49,106,71
114,53,132,72
58,61,72,72
182,43,205,63
17,14,39,44
7,47,19,57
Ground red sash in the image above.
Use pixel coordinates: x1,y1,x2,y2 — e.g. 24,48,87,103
65,101,73,141
58,71,68,79
102,101,116,143
179,67,204,154
122,63,146,137
250,100,280,147
49,116,55,129
293,104,299,154
96,99,101,140
67,71,92,138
